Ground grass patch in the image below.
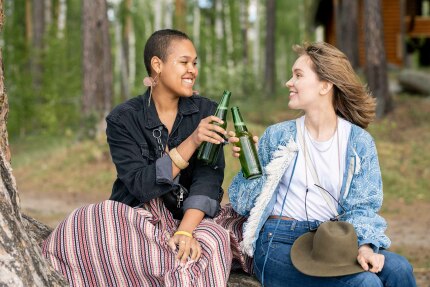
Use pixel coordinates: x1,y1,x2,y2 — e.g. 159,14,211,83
11,134,115,202
369,94,430,202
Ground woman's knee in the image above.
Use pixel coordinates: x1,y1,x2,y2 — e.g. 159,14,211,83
381,251,416,285
351,272,383,287
383,251,413,273
195,220,230,250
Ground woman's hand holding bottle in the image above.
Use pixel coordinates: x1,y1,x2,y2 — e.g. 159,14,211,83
190,116,226,148
227,131,258,157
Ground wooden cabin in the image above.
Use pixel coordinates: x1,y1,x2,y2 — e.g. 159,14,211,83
315,0,430,67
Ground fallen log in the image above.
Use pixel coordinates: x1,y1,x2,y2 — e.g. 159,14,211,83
398,69,430,95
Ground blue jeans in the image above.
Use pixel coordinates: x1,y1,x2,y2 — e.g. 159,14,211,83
253,218,417,287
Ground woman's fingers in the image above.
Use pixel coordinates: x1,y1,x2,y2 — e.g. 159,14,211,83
193,117,226,145
178,240,191,264
176,237,193,265
190,240,202,261
232,146,241,158
369,254,385,273
227,130,236,138
168,237,177,251
171,234,202,265
357,250,385,273
227,131,241,157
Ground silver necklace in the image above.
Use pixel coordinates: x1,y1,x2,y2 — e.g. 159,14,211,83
303,117,342,193
304,119,338,153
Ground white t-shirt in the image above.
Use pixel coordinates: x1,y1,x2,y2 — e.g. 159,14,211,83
272,116,351,221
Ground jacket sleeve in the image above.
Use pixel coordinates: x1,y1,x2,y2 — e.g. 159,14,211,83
228,127,274,216
106,115,176,203
183,147,225,217
182,99,224,218
342,132,391,251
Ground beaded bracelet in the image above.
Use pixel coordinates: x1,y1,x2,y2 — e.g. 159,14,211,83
169,148,189,170
174,230,193,238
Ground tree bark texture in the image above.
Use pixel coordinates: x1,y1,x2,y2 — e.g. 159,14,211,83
335,0,359,69
82,0,113,118
214,0,224,66
0,17,10,162
398,69,430,95
175,0,187,33
364,0,392,117
0,2,67,284
31,0,44,89
25,0,33,44
264,0,276,97
240,0,249,66
252,0,261,78
119,0,131,101
44,0,52,27
122,0,132,75
57,0,67,39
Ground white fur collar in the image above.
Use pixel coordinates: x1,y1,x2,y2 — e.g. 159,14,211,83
240,139,298,256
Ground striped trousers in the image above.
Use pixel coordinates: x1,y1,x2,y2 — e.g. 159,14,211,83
42,199,251,287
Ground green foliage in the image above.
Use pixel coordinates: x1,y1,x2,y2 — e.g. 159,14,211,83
3,0,33,136
197,62,263,102
4,0,82,137
3,0,312,138
368,94,430,202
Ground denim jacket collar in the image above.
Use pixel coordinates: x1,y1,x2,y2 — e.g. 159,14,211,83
143,89,200,129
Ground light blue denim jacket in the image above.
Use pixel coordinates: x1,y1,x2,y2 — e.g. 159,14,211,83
228,119,391,257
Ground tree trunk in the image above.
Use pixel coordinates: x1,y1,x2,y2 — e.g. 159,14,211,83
364,0,392,117
32,0,44,90
82,0,113,126
214,0,224,66
25,0,32,44
0,2,67,284
335,0,359,69
164,0,173,29
154,1,162,31
224,1,234,69
192,0,201,48
120,0,132,100
264,0,276,97
175,0,186,32
116,12,129,102
240,0,249,66
57,0,67,39
127,1,136,91
252,0,261,78
44,0,52,27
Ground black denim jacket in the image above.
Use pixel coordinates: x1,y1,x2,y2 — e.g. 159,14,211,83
106,90,225,217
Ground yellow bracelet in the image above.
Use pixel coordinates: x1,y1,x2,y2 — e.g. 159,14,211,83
174,231,193,238
169,148,189,170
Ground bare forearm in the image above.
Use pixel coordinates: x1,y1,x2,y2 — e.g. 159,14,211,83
177,208,205,233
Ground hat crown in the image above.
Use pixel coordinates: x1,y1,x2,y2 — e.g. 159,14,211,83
291,221,364,277
311,221,358,266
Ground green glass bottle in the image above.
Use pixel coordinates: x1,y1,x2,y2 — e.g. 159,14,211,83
197,90,231,165
231,106,262,179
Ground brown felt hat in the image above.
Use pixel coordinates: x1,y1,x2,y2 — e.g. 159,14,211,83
291,221,364,277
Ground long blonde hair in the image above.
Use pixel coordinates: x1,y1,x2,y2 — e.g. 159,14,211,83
293,42,376,128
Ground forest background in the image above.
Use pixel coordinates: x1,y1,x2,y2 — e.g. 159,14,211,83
2,0,430,284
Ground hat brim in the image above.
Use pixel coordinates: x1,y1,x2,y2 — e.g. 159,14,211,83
291,232,365,277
